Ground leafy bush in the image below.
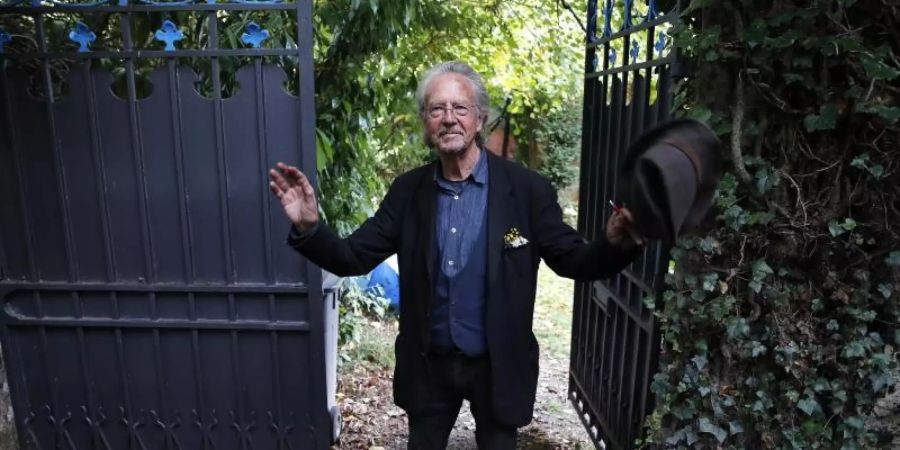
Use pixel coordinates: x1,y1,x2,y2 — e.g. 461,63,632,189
536,106,582,192
337,281,391,363
644,1,900,448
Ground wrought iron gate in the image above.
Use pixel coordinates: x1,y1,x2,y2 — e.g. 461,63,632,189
0,2,334,449
570,0,680,448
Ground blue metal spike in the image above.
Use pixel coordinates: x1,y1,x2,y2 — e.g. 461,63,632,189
646,0,659,22
655,31,667,55
118,0,127,5
0,29,11,54
68,22,96,53
590,53,599,72
240,22,269,48
586,0,598,44
621,0,634,32
630,39,640,59
602,0,613,38
154,20,184,51
609,48,617,66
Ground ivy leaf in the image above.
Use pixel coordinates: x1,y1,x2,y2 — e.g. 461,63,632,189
702,273,719,292
886,251,900,267
845,416,865,430
729,420,744,435
726,318,750,339
698,417,728,443
861,54,900,80
804,104,838,132
842,340,866,358
751,341,767,357
797,396,820,416
877,284,893,299
692,355,708,371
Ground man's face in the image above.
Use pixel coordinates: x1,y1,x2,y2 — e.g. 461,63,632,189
422,73,483,156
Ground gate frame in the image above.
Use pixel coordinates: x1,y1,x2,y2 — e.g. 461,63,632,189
570,0,682,448
0,1,329,448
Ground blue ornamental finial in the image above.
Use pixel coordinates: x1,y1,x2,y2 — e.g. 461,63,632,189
0,29,11,54
630,40,640,59
655,31,667,55
240,22,269,48
646,0,659,22
609,48,617,66
602,0,613,38
621,0,634,32
154,20,184,51
586,0,597,44
69,22,97,53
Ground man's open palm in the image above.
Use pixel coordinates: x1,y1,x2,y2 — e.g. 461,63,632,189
269,162,319,231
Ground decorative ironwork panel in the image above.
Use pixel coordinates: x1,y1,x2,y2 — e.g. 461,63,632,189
0,1,332,448
571,1,680,449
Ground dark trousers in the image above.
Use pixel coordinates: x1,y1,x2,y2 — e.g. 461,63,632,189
406,351,517,450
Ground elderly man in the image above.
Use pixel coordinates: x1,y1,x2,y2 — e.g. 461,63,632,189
269,61,640,450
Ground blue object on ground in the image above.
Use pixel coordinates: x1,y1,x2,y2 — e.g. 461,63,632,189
367,261,400,310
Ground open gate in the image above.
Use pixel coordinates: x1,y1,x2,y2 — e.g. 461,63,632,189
0,2,336,449
570,0,681,448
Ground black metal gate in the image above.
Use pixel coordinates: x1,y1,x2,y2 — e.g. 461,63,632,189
0,2,334,448
570,0,680,448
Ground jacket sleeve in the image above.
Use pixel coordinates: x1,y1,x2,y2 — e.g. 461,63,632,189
531,176,638,281
286,177,406,277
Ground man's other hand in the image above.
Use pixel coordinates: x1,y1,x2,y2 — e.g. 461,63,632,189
269,162,319,232
605,207,643,249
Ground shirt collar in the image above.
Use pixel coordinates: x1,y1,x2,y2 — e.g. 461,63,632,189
434,148,489,185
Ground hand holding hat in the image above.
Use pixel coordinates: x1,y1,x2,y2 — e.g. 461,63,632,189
619,119,723,243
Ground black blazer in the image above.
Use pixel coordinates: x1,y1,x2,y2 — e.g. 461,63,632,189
290,153,636,426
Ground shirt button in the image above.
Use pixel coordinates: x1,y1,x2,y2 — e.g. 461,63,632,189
451,227,457,233
453,195,459,200
448,260,455,266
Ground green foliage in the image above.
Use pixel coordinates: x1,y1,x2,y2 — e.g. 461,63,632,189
535,105,582,192
646,1,900,448
336,281,390,362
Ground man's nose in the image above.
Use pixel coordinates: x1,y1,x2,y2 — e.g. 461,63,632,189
440,110,457,124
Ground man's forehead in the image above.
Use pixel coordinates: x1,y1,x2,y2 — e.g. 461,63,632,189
425,73,476,103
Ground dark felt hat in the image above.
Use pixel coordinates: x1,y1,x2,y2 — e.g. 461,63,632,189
619,118,723,243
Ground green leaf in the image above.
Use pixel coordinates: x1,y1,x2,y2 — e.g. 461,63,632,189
850,153,870,169
842,340,866,358
698,417,728,443
797,396,820,416
845,416,865,430
692,355,708,371
828,220,846,237
877,283,893,299
726,318,750,339
804,104,838,132
886,251,900,267
702,273,719,292
861,54,900,80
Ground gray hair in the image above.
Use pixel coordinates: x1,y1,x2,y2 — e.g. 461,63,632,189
415,61,490,126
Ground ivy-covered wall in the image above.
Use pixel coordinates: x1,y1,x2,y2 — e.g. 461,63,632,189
645,1,899,448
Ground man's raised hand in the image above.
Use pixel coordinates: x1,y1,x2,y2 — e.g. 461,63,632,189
269,162,319,232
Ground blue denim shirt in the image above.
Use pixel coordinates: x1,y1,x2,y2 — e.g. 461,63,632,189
430,150,489,356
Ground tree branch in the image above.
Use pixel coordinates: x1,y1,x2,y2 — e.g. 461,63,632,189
731,70,753,185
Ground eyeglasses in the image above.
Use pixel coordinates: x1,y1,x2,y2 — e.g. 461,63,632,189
426,104,477,119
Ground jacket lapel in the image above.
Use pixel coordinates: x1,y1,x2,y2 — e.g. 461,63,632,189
487,154,514,292
415,162,437,283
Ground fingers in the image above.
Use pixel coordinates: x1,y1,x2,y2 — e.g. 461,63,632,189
270,162,316,202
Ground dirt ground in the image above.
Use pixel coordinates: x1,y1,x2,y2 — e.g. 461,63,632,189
333,265,592,450
333,345,591,449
